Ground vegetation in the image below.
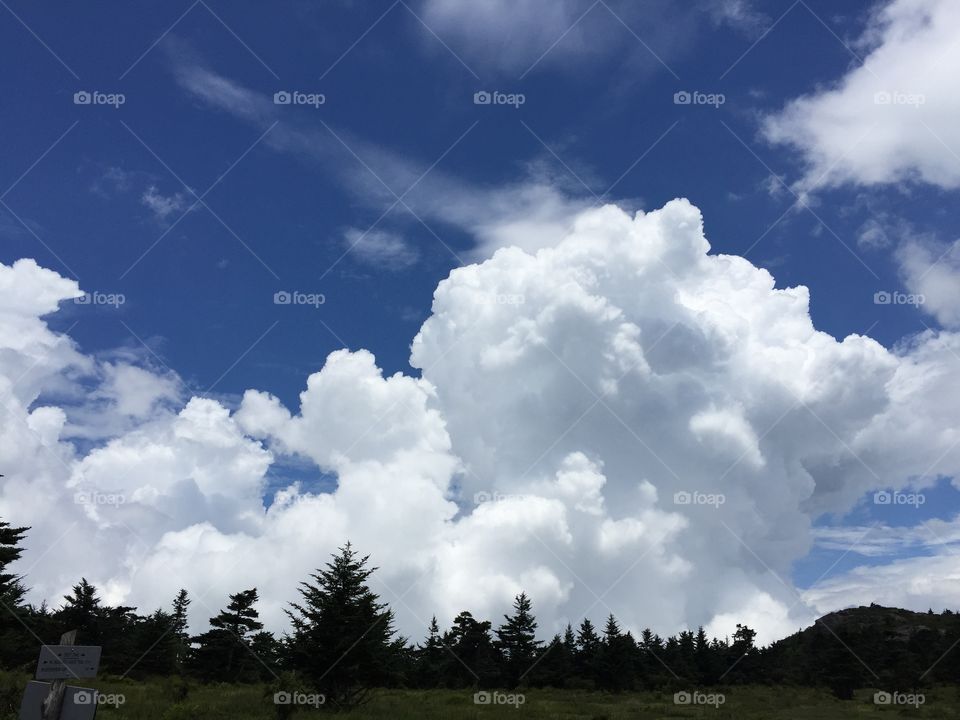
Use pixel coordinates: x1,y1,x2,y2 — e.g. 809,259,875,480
2,514,960,716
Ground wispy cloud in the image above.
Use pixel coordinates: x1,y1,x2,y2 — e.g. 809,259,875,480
343,227,419,270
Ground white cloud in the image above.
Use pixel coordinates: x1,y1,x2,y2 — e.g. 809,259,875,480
764,0,960,192
415,0,749,75
897,236,960,328
804,553,960,615
141,185,192,221
172,61,593,260
707,0,770,37
343,228,419,269
2,199,960,646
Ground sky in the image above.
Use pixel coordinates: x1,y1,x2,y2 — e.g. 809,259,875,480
1,0,960,645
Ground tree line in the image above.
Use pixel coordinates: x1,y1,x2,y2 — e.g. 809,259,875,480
1,517,957,709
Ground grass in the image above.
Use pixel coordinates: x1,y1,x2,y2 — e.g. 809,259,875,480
2,674,959,719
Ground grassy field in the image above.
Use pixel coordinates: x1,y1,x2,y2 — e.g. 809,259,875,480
2,675,959,719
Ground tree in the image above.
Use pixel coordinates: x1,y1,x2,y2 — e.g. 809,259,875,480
0,519,28,606
575,618,601,686
285,543,400,709
442,611,500,688
171,589,191,672
694,626,720,685
128,609,179,678
191,588,266,683
597,614,635,691
415,616,446,688
0,518,30,667
58,578,103,641
495,593,543,688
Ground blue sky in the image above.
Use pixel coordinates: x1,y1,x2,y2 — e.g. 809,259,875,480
2,0,959,640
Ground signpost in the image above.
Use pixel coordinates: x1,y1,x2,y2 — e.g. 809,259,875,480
18,630,101,720
36,644,101,682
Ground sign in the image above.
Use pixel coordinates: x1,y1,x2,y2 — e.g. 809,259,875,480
35,646,101,681
18,682,97,720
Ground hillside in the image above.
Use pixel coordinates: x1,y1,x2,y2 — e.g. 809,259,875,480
763,604,960,695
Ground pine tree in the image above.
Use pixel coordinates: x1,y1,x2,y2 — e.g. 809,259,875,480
495,593,543,688
694,625,719,684
191,588,266,683
415,616,446,688
544,624,578,688
0,519,28,606
597,614,634,691
442,611,500,688
285,543,400,709
575,618,601,686
171,589,191,672
0,518,30,667
59,578,103,641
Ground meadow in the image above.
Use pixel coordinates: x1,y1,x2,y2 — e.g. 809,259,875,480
2,675,958,720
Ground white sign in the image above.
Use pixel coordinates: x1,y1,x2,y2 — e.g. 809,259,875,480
18,681,97,720
35,646,101,681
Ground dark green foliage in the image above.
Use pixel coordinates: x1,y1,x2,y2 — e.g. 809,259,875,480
495,592,542,688
596,615,635,692
170,589,191,673
284,543,401,709
440,611,500,689
0,519,31,669
414,616,446,688
534,626,576,688
574,618,601,687
2,516,960,699
191,588,271,683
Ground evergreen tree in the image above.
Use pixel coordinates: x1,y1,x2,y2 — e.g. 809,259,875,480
285,543,400,709
495,593,543,688
0,518,30,667
415,616,446,688
128,609,179,678
170,589,191,672
536,632,572,688
0,519,28,606
597,615,634,692
575,618,601,686
637,628,664,689
725,623,761,685
191,588,266,683
694,626,719,685
59,578,103,641
442,611,500,689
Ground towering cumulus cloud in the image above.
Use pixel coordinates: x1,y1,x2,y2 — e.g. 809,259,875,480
1,201,958,643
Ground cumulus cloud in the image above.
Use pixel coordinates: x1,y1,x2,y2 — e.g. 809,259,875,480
2,200,960,647
764,0,960,192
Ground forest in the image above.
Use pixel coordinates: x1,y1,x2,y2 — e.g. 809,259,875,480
2,516,958,715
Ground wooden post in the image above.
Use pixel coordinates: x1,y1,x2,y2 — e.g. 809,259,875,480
40,629,77,720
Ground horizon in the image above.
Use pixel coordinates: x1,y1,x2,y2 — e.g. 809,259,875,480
2,0,960,654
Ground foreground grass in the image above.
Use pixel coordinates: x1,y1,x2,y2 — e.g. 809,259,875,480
3,675,959,719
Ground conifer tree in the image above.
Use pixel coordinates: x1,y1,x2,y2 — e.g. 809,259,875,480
0,518,30,667
191,588,266,683
597,614,634,691
575,618,601,686
416,616,446,688
495,593,543,688
170,589,191,672
285,543,400,708
442,611,500,688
